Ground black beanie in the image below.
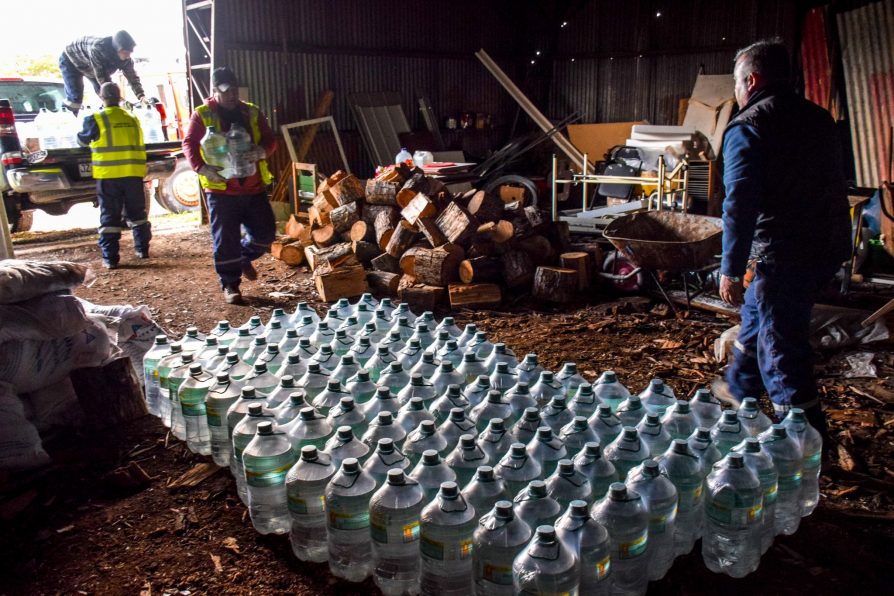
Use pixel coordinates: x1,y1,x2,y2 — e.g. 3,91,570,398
113,30,136,52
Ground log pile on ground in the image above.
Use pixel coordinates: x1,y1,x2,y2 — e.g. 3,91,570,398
272,165,598,308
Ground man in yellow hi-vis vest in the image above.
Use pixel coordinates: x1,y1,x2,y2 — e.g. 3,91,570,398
182,67,277,304
77,82,151,269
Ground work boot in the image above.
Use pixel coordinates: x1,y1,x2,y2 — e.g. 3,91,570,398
102,258,119,270
136,249,150,259
242,261,258,281
223,284,243,305
710,376,741,409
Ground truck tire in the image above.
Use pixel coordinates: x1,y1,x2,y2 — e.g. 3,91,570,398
12,209,34,233
155,160,201,214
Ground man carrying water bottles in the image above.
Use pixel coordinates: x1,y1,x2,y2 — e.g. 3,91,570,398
182,66,277,305
77,82,151,269
716,39,850,443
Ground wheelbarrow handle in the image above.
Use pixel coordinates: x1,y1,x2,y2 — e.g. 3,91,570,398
597,267,643,281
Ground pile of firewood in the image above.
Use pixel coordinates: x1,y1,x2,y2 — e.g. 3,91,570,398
272,165,602,309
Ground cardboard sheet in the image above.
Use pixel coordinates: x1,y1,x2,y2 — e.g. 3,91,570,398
683,74,736,157
567,121,646,163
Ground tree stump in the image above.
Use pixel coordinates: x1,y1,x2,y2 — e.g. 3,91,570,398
413,244,465,286
467,190,505,222
330,200,360,233
502,249,535,288
314,264,369,301
70,357,148,431
399,281,445,311
448,283,502,308
385,221,419,258
367,271,400,295
365,179,399,206
350,220,376,243
311,224,337,247
271,236,305,266
435,202,478,247
459,257,502,284
532,266,578,303
560,251,591,290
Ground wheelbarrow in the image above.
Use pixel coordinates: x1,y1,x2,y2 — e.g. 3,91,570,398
601,211,723,310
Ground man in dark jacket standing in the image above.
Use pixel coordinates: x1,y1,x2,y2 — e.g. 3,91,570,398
718,39,851,437
59,31,146,111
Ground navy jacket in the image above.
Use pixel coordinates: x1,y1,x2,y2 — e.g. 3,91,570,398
720,86,851,277
64,36,144,99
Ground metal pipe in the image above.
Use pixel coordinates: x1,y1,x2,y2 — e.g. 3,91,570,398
551,154,559,222
582,152,589,211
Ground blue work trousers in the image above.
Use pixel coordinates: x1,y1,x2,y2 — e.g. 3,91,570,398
726,262,836,416
97,177,151,263
59,53,99,106
206,192,275,288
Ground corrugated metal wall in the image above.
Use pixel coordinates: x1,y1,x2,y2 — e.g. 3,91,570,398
838,0,894,187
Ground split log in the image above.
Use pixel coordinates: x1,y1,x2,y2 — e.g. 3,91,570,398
459,257,502,284
311,224,337,247
417,217,447,248
400,245,425,276
326,174,365,206
314,264,369,301
397,173,430,208
352,240,381,265
477,220,514,244
399,280,445,312
435,202,478,247
413,244,465,287
350,220,376,243
363,204,398,225
70,357,147,431
374,209,399,251
285,213,312,242
466,242,497,259
304,245,320,269
385,220,419,257
365,179,399,206
371,253,401,274
467,190,505,222
376,163,411,185
271,236,305,266
367,271,400,295
532,266,578,303
401,193,437,226
502,249,535,288
310,195,334,224
448,283,502,308
330,200,360,233
515,234,555,266
560,251,591,290
325,170,349,187
315,242,356,269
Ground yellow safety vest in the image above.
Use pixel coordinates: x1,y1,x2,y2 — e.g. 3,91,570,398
89,106,147,179
195,102,273,191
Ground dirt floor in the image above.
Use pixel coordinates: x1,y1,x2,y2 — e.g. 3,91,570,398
1,218,893,595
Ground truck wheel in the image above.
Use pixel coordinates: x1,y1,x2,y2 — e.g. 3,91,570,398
156,160,201,213
12,209,34,233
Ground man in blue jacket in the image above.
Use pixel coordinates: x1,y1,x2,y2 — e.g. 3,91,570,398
718,39,850,438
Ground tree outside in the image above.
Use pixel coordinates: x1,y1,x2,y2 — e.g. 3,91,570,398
1,55,60,79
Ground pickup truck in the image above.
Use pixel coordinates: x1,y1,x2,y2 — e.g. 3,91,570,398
0,78,199,232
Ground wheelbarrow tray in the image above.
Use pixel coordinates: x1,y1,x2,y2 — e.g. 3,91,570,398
602,211,722,273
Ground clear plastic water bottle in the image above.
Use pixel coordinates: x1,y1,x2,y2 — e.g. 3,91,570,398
419,481,477,595
591,483,649,596
573,442,617,503
410,449,457,503
494,442,542,496
515,353,544,386
711,410,750,456
470,390,512,432
397,396,435,434
732,437,778,554
216,351,252,382
139,103,164,144
530,371,564,408
639,378,676,416
242,363,279,396
467,332,495,359
228,327,254,358
395,147,413,165
691,387,722,429
297,363,330,400
604,427,650,481
195,337,220,365
438,407,478,451
738,397,773,437
555,500,612,595
328,396,367,436
273,390,310,425
370,468,425,595
143,335,170,417
456,323,477,348
477,418,513,464
231,403,276,504
361,386,401,423
166,352,196,439
278,329,302,356
636,412,672,458
410,351,439,381
225,123,256,178
546,459,593,508
284,406,334,452
256,345,284,374
408,325,434,352
397,373,437,406
474,500,532,595
364,437,411,488
656,439,704,555
593,370,630,412
514,480,562,529
437,339,464,368
589,403,623,447
289,301,321,327
362,411,407,451
688,427,723,476
265,375,298,409
556,362,586,398
757,424,802,535
57,106,79,148
380,362,411,396
180,326,205,352
662,399,699,440
312,379,351,416
243,337,268,365
463,375,491,408
345,368,377,404
330,329,356,357
626,460,678,581
310,344,339,372
388,318,413,343
527,427,568,479
203,345,231,373
560,415,599,455
35,107,60,150
616,394,647,428
286,445,336,561
445,435,489,487
293,316,317,340
504,383,537,424
326,457,377,581
435,316,461,338
205,373,243,467
244,315,265,336
484,342,518,374
510,407,545,445
431,385,469,424
405,420,450,466
781,408,822,516
702,452,763,578
243,421,295,535
462,465,508,517
349,336,376,368
542,396,575,434
324,425,370,468
209,319,238,345
429,362,464,397
458,353,489,387
513,525,580,595
179,363,214,455
488,362,518,395
569,383,600,419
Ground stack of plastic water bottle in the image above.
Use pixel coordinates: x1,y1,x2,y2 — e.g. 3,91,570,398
141,294,823,595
